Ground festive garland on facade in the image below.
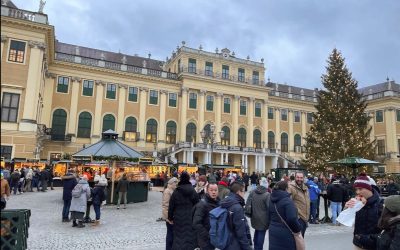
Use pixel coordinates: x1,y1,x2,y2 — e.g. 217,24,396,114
92,155,139,162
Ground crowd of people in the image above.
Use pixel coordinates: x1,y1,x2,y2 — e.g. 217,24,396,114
161,170,400,250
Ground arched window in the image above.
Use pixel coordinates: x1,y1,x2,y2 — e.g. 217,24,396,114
203,124,211,138
186,123,197,142
146,119,158,142
125,117,137,132
238,128,246,147
221,126,230,146
102,114,115,132
166,121,177,144
294,134,302,152
77,112,92,138
253,129,262,148
268,131,275,149
281,132,288,152
51,109,67,140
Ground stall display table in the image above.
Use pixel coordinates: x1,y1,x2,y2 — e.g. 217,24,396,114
106,181,149,204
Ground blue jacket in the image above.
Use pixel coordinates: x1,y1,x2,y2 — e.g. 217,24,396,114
307,180,320,201
91,186,106,206
220,193,251,250
62,173,77,201
269,189,301,250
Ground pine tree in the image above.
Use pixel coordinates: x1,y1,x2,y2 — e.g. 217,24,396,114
303,49,375,174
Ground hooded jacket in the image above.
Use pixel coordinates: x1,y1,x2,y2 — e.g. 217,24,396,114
192,194,220,250
327,182,346,203
288,181,310,222
306,179,320,201
70,179,91,213
246,185,270,230
220,193,251,250
168,182,199,250
62,173,78,201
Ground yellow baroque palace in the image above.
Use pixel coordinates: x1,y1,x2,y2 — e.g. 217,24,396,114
1,2,399,174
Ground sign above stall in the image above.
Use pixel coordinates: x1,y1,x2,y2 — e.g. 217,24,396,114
72,155,92,162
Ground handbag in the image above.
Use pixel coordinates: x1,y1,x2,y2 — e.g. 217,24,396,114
274,204,305,250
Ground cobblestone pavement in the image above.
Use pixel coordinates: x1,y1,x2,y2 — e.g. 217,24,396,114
6,188,353,250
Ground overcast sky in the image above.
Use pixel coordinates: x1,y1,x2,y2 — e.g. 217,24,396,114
13,0,400,89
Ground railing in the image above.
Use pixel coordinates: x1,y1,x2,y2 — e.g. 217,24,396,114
1,5,48,24
169,142,284,154
55,52,178,80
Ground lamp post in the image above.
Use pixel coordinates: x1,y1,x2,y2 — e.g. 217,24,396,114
200,123,224,173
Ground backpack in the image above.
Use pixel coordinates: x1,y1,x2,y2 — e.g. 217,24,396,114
72,184,84,198
209,206,231,249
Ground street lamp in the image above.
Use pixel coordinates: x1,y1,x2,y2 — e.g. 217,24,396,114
200,123,225,172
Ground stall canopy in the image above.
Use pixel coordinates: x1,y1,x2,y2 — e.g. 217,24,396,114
72,130,144,159
329,156,384,176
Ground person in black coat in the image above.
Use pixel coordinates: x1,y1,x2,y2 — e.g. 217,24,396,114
250,172,258,191
61,172,78,222
219,181,251,250
40,168,49,191
91,183,106,226
327,180,347,225
387,179,399,196
168,172,199,250
192,182,220,250
376,195,400,250
346,173,383,250
242,173,250,192
268,181,302,250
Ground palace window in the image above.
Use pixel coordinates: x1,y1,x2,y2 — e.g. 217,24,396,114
51,109,67,140
1,146,12,160
255,102,262,117
375,110,384,123
268,131,275,148
294,111,301,122
8,40,26,63
166,121,177,144
281,133,289,152
294,134,302,152
224,98,231,113
268,107,274,119
146,119,158,143
125,117,137,132
57,76,69,93
252,71,259,85
397,109,400,122
377,139,385,155
307,112,314,124
206,95,214,111
188,58,196,73
221,126,230,145
205,62,213,76
82,80,94,96
77,112,92,138
186,123,197,142
189,93,197,109
128,87,138,102
238,68,245,82
281,109,288,121
1,92,20,122
253,129,262,148
149,90,158,105
106,83,116,99
102,114,115,132
238,128,247,147
169,93,177,107
222,65,229,79
240,100,247,115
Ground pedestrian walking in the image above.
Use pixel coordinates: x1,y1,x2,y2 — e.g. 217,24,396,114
48,168,55,190
91,179,107,226
288,171,310,237
192,182,220,250
217,177,230,200
32,167,40,191
306,177,320,224
243,173,250,192
195,175,207,199
168,172,199,250
163,177,178,250
327,179,346,225
376,195,400,250
61,170,78,222
70,176,91,228
40,168,49,191
250,172,258,191
246,177,270,250
1,173,11,209
10,169,20,195
219,181,251,250
24,168,33,192
269,181,303,250
345,173,383,250
116,173,129,209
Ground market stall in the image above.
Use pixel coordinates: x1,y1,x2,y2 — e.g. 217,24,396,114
12,159,47,171
72,130,146,204
178,164,198,174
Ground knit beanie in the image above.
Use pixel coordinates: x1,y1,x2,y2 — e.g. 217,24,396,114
353,173,372,191
384,195,400,214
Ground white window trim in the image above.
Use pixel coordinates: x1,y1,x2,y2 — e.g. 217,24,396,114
375,110,384,123
205,95,214,112
239,100,247,116
148,90,159,106
254,102,262,117
127,86,139,103
55,76,71,94
281,109,288,122
223,97,231,114
6,39,27,65
105,83,117,100
0,144,15,160
294,111,301,123
168,93,178,108
81,79,94,97
188,92,198,110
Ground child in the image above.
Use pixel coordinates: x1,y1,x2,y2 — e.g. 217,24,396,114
91,181,106,226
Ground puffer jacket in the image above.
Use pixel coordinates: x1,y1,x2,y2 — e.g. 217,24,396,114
62,173,78,200
91,185,106,206
306,180,320,201
70,179,91,213
246,185,270,230
288,181,310,222
192,194,220,250
377,215,400,250
353,190,383,250
220,193,251,250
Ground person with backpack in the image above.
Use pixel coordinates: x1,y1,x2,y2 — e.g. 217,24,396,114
168,172,199,250
70,175,91,228
116,173,129,209
245,177,270,250
61,170,78,222
269,181,302,250
91,178,107,226
376,195,400,250
216,181,251,250
345,173,383,250
192,182,220,250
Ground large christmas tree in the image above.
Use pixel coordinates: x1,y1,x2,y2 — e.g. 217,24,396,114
303,49,375,174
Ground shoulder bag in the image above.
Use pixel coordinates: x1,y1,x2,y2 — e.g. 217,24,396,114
274,204,305,250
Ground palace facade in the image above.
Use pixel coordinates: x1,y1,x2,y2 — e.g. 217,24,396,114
1,2,399,173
